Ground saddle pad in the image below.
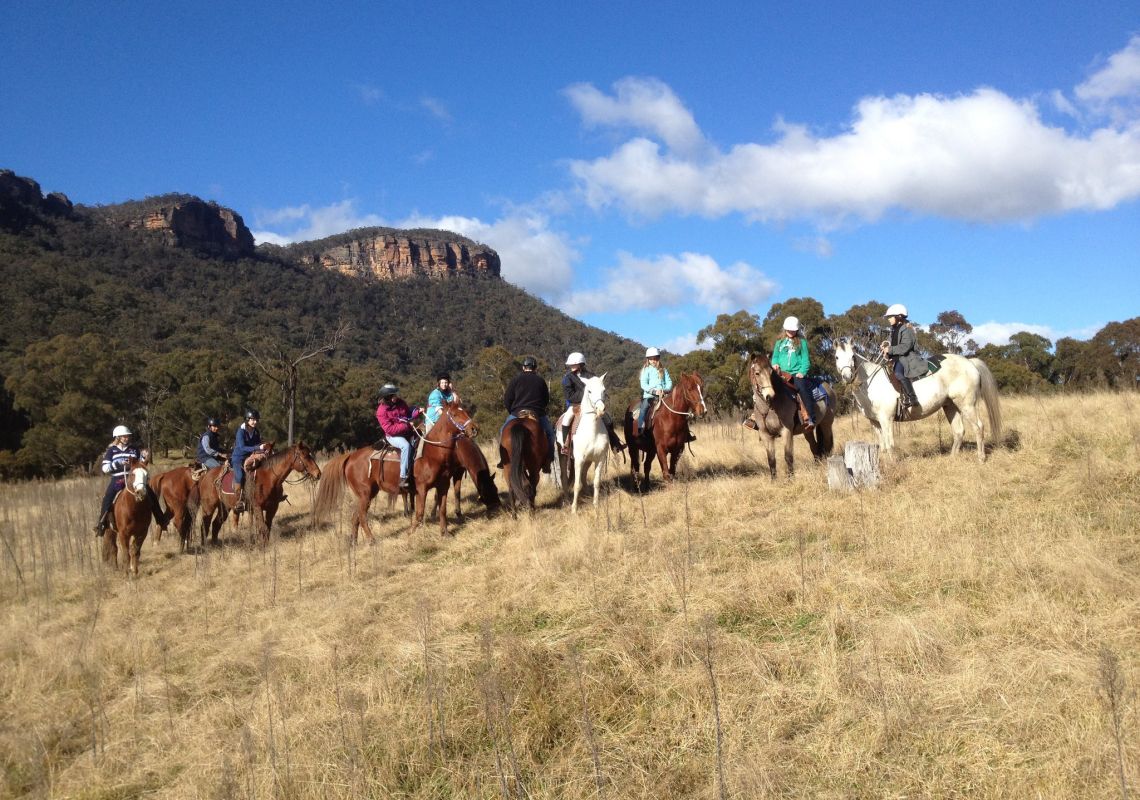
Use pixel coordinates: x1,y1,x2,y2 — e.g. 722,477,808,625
922,354,946,378
369,448,401,463
220,471,237,494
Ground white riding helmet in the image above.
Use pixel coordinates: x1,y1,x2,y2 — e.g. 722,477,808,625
885,303,908,317
645,347,660,358
112,425,132,438
783,316,800,331
565,351,586,366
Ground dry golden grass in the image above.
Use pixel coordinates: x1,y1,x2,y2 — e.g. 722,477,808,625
1,392,1137,799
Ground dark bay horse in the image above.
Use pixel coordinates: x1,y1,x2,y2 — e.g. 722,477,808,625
199,442,322,546
150,464,200,551
452,434,501,519
746,351,836,479
101,457,154,576
313,445,415,545
498,415,549,514
623,372,708,488
411,401,497,535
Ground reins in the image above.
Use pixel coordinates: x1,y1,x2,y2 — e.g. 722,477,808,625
417,408,476,447
659,381,699,418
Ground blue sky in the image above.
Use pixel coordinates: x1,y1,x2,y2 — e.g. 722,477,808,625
2,2,1138,353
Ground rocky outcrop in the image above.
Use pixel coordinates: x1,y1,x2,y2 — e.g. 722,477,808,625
0,170,73,229
105,197,256,260
292,230,501,281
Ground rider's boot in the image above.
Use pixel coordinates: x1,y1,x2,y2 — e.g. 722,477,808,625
233,479,246,513
93,510,108,536
898,376,919,410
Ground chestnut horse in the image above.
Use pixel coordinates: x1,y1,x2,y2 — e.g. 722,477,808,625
150,465,201,551
101,457,154,576
411,400,495,536
451,434,501,519
746,351,836,479
498,415,549,514
623,372,708,488
313,445,415,545
199,442,322,546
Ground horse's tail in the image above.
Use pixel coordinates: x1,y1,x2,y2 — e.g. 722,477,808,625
971,358,1004,443
508,424,531,511
312,451,351,525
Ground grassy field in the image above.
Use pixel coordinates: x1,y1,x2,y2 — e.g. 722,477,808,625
1,392,1137,799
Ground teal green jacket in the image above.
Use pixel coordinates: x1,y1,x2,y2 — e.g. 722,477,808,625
772,335,810,375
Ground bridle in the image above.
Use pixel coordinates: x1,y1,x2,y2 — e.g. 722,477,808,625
659,376,705,418
419,406,478,447
580,381,606,416
270,445,320,485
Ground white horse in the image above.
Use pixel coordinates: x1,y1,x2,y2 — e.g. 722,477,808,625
834,339,1003,462
569,374,611,513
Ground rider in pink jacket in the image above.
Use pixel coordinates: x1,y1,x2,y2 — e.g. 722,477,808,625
375,383,421,487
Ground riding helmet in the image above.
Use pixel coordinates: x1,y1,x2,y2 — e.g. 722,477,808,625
112,424,132,438
885,303,908,318
644,347,660,358
207,416,221,427
378,383,399,398
437,372,451,382
244,408,260,420
521,356,538,369
565,352,586,366
783,316,800,331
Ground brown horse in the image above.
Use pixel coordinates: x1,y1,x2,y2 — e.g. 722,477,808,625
313,445,415,545
101,457,154,576
150,464,201,551
411,401,496,536
199,442,322,546
623,372,708,488
452,434,501,519
746,351,836,479
498,415,549,514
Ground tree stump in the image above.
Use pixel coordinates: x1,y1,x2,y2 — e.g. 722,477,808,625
827,442,881,491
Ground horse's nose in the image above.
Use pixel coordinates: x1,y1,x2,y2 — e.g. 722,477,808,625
469,423,480,439
761,388,775,401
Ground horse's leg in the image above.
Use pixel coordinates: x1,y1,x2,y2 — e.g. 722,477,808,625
436,484,448,536
591,456,603,508
411,481,427,535
943,402,964,457
782,428,795,477
957,395,986,463
355,487,375,545
761,433,777,480
571,457,584,514
452,471,464,521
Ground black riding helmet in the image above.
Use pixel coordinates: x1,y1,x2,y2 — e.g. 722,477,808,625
437,372,451,381
244,408,260,420
207,416,221,427
521,356,537,369
378,383,399,398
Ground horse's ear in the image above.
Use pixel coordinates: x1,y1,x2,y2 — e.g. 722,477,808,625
599,371,607,382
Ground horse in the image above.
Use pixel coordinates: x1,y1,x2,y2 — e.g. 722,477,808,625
101,457,153,576
623,371,708,488
498,414,549,514
451,434,501,520
411,400,485,536
746,351,836,478
199,442,322,545
834,338,1003,462
150,464,201,551
565,374,612,513
313,444,416,545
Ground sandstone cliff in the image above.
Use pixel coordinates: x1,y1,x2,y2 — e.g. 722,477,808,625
285,228,501,281
0,169,74,229
91,194,256,260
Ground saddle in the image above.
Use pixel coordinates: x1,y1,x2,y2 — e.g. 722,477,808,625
515,409,539,421
219,445,273,495
367,446,402,480
190,462,207,482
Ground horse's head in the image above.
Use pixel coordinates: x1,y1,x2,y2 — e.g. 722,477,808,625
581,374,607,416
126,457,149,500
292,441,322,481
445,400,479,439
680,372,708,418
748,352,776,402
834,338,857,382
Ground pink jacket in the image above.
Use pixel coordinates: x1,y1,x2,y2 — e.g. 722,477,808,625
376,399,418,438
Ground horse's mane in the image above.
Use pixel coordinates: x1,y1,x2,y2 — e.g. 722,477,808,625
262,442,306,470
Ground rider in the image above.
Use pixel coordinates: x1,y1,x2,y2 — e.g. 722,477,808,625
880,303,923,409
196,416,227,468
93,424,166,534
231,408,269,512
376,383,421,488
425,373,459,433
559,352,626,455
502,355,556,469
638,347,673,437
771,316,817,430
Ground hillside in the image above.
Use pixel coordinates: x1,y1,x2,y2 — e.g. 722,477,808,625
0,170,644,471
0,393,1136,797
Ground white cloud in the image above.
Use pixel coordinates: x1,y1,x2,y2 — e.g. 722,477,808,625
1075,35,1140,114
356,84,385,106
398,212,577,298
420,96,452,123
566,41,1140,225
970,321,1102,348
660,331,714,355
560,251,776,316
250,199,385,245
564,77,707,155
793,235,834,258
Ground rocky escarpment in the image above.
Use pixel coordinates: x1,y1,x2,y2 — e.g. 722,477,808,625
91,194,256,260
0,169,74,229
284,228,501,281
